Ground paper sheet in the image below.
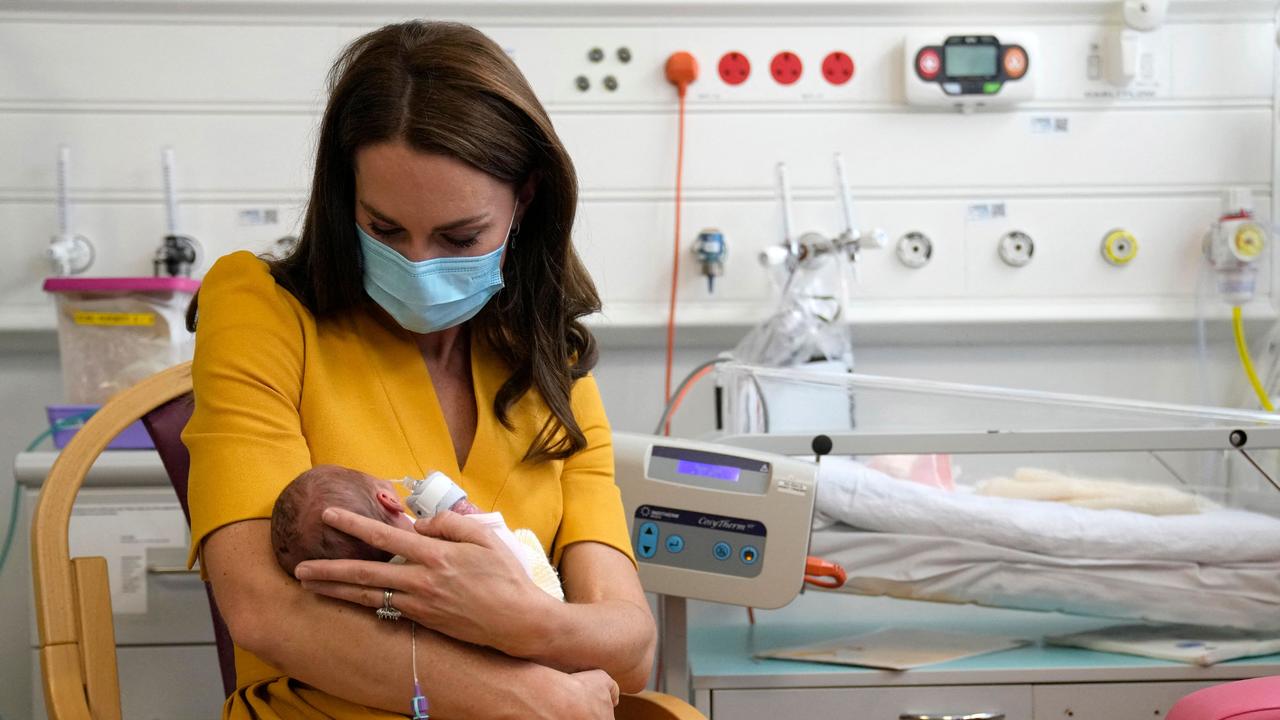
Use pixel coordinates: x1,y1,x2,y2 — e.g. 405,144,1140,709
756,627,1029,670
1047,624,1280,666
67,500,188,614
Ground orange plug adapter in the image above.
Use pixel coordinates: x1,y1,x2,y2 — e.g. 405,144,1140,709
665,51,699,97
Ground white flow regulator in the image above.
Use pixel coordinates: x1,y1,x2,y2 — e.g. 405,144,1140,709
1204,188,1267,306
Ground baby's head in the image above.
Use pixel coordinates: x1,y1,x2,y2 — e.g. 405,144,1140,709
271,465,414,576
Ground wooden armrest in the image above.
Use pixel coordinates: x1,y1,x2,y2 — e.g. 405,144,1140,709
616,691,706,720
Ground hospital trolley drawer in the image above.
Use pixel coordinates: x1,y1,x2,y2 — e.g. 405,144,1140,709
709,685,1033,720
1032,681,1221,719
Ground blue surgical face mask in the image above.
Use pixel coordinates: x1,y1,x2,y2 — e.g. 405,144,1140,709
357,203,517,334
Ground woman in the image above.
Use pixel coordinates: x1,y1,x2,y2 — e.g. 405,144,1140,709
183,21,655,719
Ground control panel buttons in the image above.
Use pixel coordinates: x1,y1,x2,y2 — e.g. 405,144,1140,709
916,48,941,80
1003,46,1028,79
638,522,659,559
982,81,1003,94
740,546,759,565
713,542,733,561
941,82,962,95
665,534,685,554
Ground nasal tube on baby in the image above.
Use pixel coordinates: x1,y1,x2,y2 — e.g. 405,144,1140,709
402,472,530,574
402,471,469,519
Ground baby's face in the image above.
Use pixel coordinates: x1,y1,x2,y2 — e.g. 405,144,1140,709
365,475,416,532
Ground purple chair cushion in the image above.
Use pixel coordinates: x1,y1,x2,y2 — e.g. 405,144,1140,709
141,393,236,698
1168,677,1280,720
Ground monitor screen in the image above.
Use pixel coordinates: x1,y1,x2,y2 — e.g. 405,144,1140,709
945,44,998,78
676,459,741,483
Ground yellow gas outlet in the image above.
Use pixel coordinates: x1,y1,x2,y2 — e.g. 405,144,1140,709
1101,229,1138,266
1233,223,1266,261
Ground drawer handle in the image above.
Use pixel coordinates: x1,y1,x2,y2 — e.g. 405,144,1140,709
900,714,1005,720
146,565,199,575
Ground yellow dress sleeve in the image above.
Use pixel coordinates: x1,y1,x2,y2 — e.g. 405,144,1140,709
551,373,637,568
183,251,313,569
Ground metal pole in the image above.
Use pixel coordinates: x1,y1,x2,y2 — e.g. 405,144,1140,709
659,594,690,702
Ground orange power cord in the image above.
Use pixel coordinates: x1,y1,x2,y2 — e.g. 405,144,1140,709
663,52,698,435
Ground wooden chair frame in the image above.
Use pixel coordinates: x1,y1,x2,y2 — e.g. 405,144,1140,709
30,361,702,719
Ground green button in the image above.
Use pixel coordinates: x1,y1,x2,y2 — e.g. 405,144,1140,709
983,81,1002,94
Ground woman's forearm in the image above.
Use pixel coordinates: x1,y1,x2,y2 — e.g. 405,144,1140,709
206,519,573,718
516,596,655,692
504,542,656,693
260,584,563,716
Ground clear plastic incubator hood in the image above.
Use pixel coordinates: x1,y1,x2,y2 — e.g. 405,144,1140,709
716,362,1280,630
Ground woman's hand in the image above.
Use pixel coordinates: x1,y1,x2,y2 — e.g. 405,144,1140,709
293,507,555,654
560,670,620,720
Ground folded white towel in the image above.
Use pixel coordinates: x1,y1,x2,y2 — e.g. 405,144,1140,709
976,467,1216,516
816,456,1280,564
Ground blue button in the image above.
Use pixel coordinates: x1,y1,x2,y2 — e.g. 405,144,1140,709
740,545,759,565
713,542,732,561
665,535,685,554
637,522,659,559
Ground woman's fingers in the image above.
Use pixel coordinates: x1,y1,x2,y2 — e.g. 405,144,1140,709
414,510,503,551
298,579,387,609
293,556,410,588
317,507,426,559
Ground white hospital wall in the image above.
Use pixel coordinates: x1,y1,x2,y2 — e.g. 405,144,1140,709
0,1,1277,718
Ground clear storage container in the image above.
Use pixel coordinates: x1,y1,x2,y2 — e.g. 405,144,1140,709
43,277,198,405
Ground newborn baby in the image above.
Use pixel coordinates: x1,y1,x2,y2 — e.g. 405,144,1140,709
271,465,563,599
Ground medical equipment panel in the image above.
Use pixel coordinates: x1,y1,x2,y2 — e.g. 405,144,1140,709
905,31,1038,108
614,432,816,609
632,505,766,578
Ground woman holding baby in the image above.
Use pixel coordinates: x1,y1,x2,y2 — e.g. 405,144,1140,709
183,20,655,719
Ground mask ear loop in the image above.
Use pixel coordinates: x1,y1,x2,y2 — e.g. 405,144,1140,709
494,202,523,314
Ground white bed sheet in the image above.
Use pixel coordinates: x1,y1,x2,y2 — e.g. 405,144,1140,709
816,456,1280,564
809,526,1280,631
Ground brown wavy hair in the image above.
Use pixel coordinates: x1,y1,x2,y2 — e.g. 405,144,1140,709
192,21,600,463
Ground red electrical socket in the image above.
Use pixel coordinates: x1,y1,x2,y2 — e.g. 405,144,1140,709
770,51,803,85
718,51,751,85
821,51,855,85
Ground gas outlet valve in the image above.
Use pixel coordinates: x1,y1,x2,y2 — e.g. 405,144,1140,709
1101,228,1138,266
998,230,1034,267
1204,188,1268,305
692,228,727,292
896,231,933,269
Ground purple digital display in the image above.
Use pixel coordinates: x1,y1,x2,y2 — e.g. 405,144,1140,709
676,459,741,483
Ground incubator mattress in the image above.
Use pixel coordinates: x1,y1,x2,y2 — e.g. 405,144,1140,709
811,457,1280,628
816,456,1280,564
808,526,1280,631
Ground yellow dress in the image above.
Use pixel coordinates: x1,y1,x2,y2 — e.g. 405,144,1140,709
183,251,634,718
